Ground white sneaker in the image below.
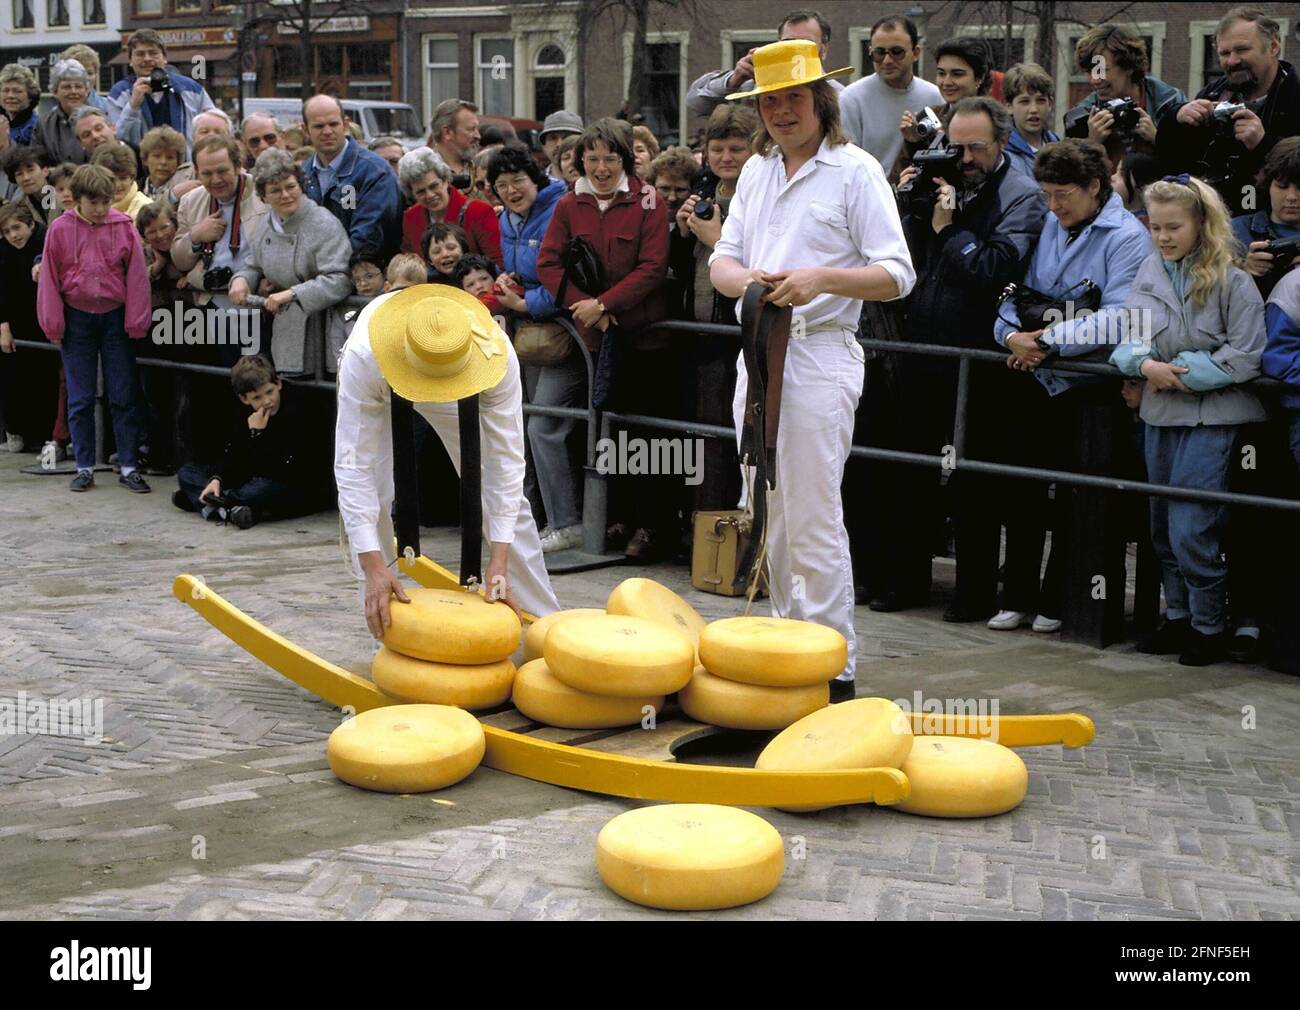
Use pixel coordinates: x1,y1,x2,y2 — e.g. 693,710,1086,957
987,609,1029,630
1032,615,1062,633
540,524,583,553
1,433,23,452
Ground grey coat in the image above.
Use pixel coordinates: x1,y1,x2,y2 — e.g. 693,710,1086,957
32,105,89,165
236,199,351,374
1110,253,1266,428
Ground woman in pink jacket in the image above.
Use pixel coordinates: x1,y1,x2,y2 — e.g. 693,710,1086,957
36,163,152,493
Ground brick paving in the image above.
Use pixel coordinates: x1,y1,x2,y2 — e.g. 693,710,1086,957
1,451,1298,920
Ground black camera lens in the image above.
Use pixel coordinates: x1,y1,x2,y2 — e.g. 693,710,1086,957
149,68,170,93
450,172,472,191
693,198,714,221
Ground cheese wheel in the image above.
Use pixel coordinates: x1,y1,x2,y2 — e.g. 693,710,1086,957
545,614,694,697
327,704,484,794
699,617,847,687
678,666,828,730
512,658,663,729
523,608,605,662
756,697,913,812
895,736,1028,818
371,646,515,710
382,587,521,664
606,578,707,657
596,804,785,910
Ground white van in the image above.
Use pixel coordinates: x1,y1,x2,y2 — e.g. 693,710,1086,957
238,98,425,151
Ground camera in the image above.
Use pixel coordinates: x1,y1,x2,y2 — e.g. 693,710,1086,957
692,198,715,221
914,107,944,142
148,68,172,95
897,144,964,212
450,172,472,191
1103,97,1139,136
1264,234,1300,272
203,266,233,292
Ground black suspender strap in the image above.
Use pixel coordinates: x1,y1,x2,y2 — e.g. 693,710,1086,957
389,391,421,563
457,394,483,588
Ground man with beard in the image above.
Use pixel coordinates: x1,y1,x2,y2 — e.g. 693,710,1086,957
1157,7,1300,216
430,99,480,188
869,95,1045,621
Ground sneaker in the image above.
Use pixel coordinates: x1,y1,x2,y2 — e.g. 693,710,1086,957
540,523,583,552
119,471,151,494
829,678,856,703
228,505,256,529
1179,630,1229,667
987,609,1029,631
41,440,68,464
69,469,94,492
1136,617,1190,655
1,433,23,452
1032,615,1062,634
1228,632,1263,665
171,488,198,513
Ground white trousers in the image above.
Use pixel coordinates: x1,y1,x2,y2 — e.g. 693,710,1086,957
733,327,865,679
353,412,561,623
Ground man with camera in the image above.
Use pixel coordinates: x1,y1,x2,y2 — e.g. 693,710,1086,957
1158,8,1300,216
171,134,269,367
430,99,481,189
107,29,216,158
871,96,1045,620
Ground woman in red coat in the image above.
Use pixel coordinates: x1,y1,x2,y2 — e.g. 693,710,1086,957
398,147,502,267
536,117,673,559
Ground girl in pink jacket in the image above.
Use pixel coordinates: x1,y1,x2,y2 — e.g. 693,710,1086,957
36,163,152,493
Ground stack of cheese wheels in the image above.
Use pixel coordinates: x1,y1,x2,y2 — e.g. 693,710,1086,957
515,614,693,729
373,587,521,710
596,804,785,910
683,616,845,730
606,578,707,661
327,704,485,793
523,607,605,662
756,698,914,812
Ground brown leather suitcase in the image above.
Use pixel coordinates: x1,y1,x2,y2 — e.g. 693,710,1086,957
691,509,766,598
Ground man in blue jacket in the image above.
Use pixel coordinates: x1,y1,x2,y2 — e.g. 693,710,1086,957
106,29,216,156
301,95,402,266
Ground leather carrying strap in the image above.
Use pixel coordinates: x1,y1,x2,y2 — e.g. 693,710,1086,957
732,282,792,594
388,392,483,588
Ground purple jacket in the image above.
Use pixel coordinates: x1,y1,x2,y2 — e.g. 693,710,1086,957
37,208,152,343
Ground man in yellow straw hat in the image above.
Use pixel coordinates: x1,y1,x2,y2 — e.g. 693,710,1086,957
709,38,915,702
335,283,560,637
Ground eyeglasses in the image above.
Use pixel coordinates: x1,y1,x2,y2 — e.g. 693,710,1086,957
247,133,279,147
870,46,910,62
1042,185,1081,206
963,141,996,154
494,176,530,194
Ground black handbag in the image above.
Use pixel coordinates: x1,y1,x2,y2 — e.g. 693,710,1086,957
556,235,607,305
999,278,1102,333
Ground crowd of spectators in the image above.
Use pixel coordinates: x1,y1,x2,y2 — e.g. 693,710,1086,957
3,10,1300,675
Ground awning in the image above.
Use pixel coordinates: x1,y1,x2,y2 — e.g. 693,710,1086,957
108,46,238,66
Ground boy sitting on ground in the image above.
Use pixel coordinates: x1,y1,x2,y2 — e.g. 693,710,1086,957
172,355,332,529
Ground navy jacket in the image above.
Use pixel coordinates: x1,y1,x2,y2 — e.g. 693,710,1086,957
901,156,1046,357
302,138,403,264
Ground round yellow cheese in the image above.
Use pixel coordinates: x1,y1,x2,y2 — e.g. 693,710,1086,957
699,616,847,687
512,658,663,729
381,587,521,664
606,578,707,657
327,704,485,794
523,608,605,662
544,614,694,697
896,736,1028,818
371,646,515,710
596,804,785,910
678,666,828,730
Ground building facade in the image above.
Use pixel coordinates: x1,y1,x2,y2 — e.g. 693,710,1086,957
1,0,127,93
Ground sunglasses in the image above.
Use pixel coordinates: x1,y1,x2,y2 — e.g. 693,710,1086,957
247,133,279,147
871,46,911,61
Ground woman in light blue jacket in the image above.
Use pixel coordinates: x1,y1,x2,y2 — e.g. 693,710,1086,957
1108,175,1265,666
486,143,583,553
995,139,1152,633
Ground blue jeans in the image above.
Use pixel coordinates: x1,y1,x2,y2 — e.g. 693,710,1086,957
176,462,324,519
60,305,141,471
1144,424,1236,635
527,349,588,530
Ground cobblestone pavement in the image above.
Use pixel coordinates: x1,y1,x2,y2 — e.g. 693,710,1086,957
1,452,1298,920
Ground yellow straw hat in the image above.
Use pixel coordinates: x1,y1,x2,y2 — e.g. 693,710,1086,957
725,39,853,101
368,284,509,403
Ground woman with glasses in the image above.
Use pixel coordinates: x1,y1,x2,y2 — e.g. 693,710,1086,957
839,15,941,178
397,146,502,268
992,138,1153,632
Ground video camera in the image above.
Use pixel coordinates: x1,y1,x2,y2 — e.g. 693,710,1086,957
897,143,964,214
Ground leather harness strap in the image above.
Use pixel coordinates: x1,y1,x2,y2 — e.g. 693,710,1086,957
733,282,793,595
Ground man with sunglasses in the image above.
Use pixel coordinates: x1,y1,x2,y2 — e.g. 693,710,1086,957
840,15,941,175
239,114,285,167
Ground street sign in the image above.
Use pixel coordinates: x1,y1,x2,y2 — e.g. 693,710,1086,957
241,72,258,82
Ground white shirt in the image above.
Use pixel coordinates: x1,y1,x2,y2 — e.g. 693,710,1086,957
710,136,915,330
334,290,527,557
